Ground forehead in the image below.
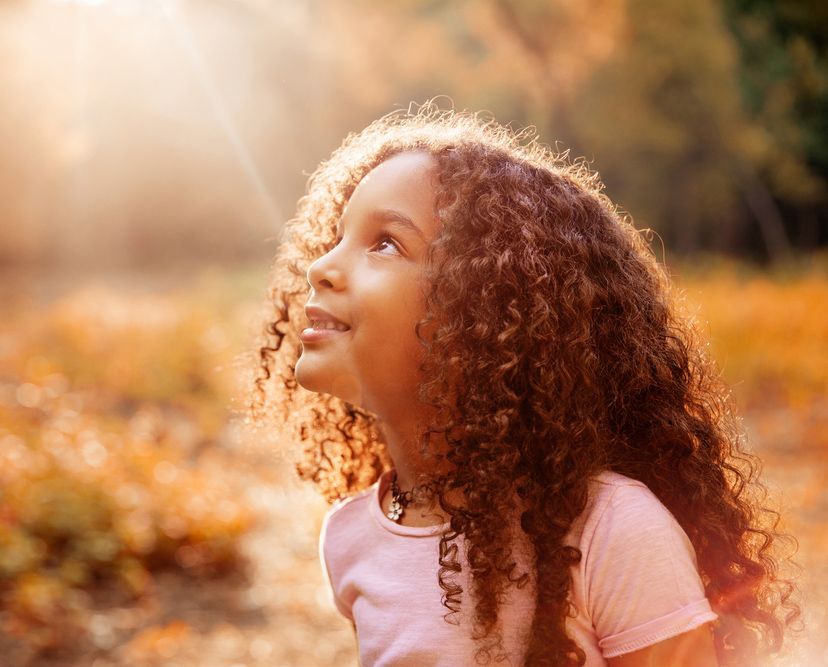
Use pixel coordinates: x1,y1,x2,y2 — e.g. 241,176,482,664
340,151,440,237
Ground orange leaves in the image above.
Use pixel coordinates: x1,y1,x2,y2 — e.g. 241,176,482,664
1,285,235,418
119,620,192,664
678,259,828,410
0,278,258,659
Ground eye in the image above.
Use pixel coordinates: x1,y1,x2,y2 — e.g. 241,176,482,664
373,235,402,256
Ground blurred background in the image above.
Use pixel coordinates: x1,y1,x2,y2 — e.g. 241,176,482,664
0,0,825,665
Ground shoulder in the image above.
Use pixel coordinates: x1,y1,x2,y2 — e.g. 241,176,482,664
318,485,379,622
580,471,700,571
577,470,706,598
574,472,718,657
320,481,378,545
577,471,711,617
587,469,654,503
582,470,684,544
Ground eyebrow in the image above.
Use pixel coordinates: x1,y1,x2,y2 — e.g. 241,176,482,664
337,208,427,244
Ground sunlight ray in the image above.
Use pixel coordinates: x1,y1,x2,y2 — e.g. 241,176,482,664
156,0,283,231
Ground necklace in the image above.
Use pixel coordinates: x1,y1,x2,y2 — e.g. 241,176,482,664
386,470,452,523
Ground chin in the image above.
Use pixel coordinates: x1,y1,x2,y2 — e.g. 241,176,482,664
294,358,362,406
293,357,328,394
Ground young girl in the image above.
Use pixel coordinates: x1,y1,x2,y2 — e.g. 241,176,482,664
250,104,800,666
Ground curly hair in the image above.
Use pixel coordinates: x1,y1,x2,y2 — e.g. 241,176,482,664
249,102,801,666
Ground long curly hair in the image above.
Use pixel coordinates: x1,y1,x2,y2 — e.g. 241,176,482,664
249,102,800,666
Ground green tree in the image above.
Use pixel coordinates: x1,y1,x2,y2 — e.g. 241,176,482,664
723,0,828,250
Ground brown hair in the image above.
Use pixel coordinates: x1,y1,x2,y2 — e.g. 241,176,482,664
250,102,800,665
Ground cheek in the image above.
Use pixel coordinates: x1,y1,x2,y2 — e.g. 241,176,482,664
356,295,425,361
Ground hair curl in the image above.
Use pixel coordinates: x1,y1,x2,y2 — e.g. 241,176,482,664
249,102,801,666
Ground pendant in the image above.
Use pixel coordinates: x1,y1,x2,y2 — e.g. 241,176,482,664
387,498,404,522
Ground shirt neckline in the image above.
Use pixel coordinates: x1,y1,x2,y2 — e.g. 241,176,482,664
370,468,452,537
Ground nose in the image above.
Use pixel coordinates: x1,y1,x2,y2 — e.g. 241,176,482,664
306,244,346,291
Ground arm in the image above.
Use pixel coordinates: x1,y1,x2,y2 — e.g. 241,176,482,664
607,623,717,667
583,482,720,663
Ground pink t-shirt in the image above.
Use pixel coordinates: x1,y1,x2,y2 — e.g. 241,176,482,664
319,469,718,666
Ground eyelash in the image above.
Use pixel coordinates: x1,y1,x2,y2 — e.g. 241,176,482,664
333,234,401,255
373,235,401,255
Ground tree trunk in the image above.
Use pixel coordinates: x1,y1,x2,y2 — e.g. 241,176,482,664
741,168,793,262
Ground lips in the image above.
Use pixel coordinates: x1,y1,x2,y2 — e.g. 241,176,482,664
304,304,350,329
301,304,351,344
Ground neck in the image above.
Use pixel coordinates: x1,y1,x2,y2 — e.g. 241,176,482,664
375,418,452,491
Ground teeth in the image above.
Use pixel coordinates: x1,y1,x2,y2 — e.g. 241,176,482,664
311,320,349,332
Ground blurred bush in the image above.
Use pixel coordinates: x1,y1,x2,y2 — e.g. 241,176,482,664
0,260,825,664
677,254,828,409
0,277,258,657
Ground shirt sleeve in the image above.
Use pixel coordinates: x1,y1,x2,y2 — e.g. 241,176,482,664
581,482,718,658
318,504,355,621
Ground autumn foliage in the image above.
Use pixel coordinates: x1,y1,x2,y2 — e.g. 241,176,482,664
0,258,824,664
0,277,257,660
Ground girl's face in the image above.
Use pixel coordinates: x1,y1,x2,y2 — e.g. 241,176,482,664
295,151,441,422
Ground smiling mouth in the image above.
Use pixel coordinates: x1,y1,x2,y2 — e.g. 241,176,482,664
299,325,351,343
308,320,351,332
